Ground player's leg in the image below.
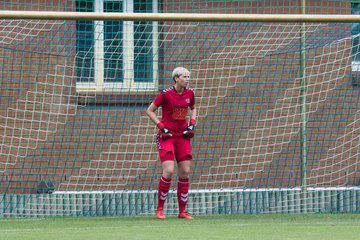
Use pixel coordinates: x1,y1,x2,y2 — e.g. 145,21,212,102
175,138,193,219
177,160,193,219
158,160,175,210
156,136,175,219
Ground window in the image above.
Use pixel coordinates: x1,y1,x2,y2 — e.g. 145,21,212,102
351,3,360,68
351,2,360,85
76,0,158,92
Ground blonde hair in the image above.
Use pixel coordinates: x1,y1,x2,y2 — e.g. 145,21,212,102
172,67,190,82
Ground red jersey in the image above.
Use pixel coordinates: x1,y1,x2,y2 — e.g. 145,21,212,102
153,87,195,135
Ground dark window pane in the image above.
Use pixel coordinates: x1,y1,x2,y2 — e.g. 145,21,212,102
104,1,123,82
134,0,153,83
76,0,94,82
352,3,360,62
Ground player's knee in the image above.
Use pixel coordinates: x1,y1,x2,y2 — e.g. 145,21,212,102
178,171,190,179
179,165,191,177
177,158,191,177
160,151,176,178
163,167,176,179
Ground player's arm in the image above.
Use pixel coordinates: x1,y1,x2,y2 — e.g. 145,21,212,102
189,104,196,123
146,102,161,126
146,103,172,139
183,105,196,138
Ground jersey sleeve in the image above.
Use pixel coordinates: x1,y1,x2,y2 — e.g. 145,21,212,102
153,92,164,107
190,91,195,107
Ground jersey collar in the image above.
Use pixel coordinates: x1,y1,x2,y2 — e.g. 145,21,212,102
173,86,187,94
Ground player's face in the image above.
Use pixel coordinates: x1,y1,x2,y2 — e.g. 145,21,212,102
175,74,190,88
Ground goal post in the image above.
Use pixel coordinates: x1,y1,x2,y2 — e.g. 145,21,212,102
1,1,360,217
3,10,360,22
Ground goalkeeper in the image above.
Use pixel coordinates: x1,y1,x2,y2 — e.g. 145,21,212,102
146,67,196,220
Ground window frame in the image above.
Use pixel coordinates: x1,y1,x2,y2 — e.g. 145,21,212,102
76,0,159,93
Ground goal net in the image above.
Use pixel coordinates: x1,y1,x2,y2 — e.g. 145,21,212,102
1,0,360,217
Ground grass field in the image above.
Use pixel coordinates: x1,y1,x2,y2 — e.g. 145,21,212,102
0,214,359,240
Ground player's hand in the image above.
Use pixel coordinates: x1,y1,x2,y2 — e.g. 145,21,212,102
183,124,195,138
157,122,172,140
160,127,172,140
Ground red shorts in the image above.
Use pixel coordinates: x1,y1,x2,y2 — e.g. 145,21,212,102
156,134,192,163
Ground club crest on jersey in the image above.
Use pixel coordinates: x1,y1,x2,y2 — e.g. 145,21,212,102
186,98,190,103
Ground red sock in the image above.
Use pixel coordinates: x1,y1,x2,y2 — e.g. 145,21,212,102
177,178,189,213
157,176,171,210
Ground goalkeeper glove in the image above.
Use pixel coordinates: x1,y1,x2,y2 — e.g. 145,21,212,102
183,119,195,138
157,122,172,140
